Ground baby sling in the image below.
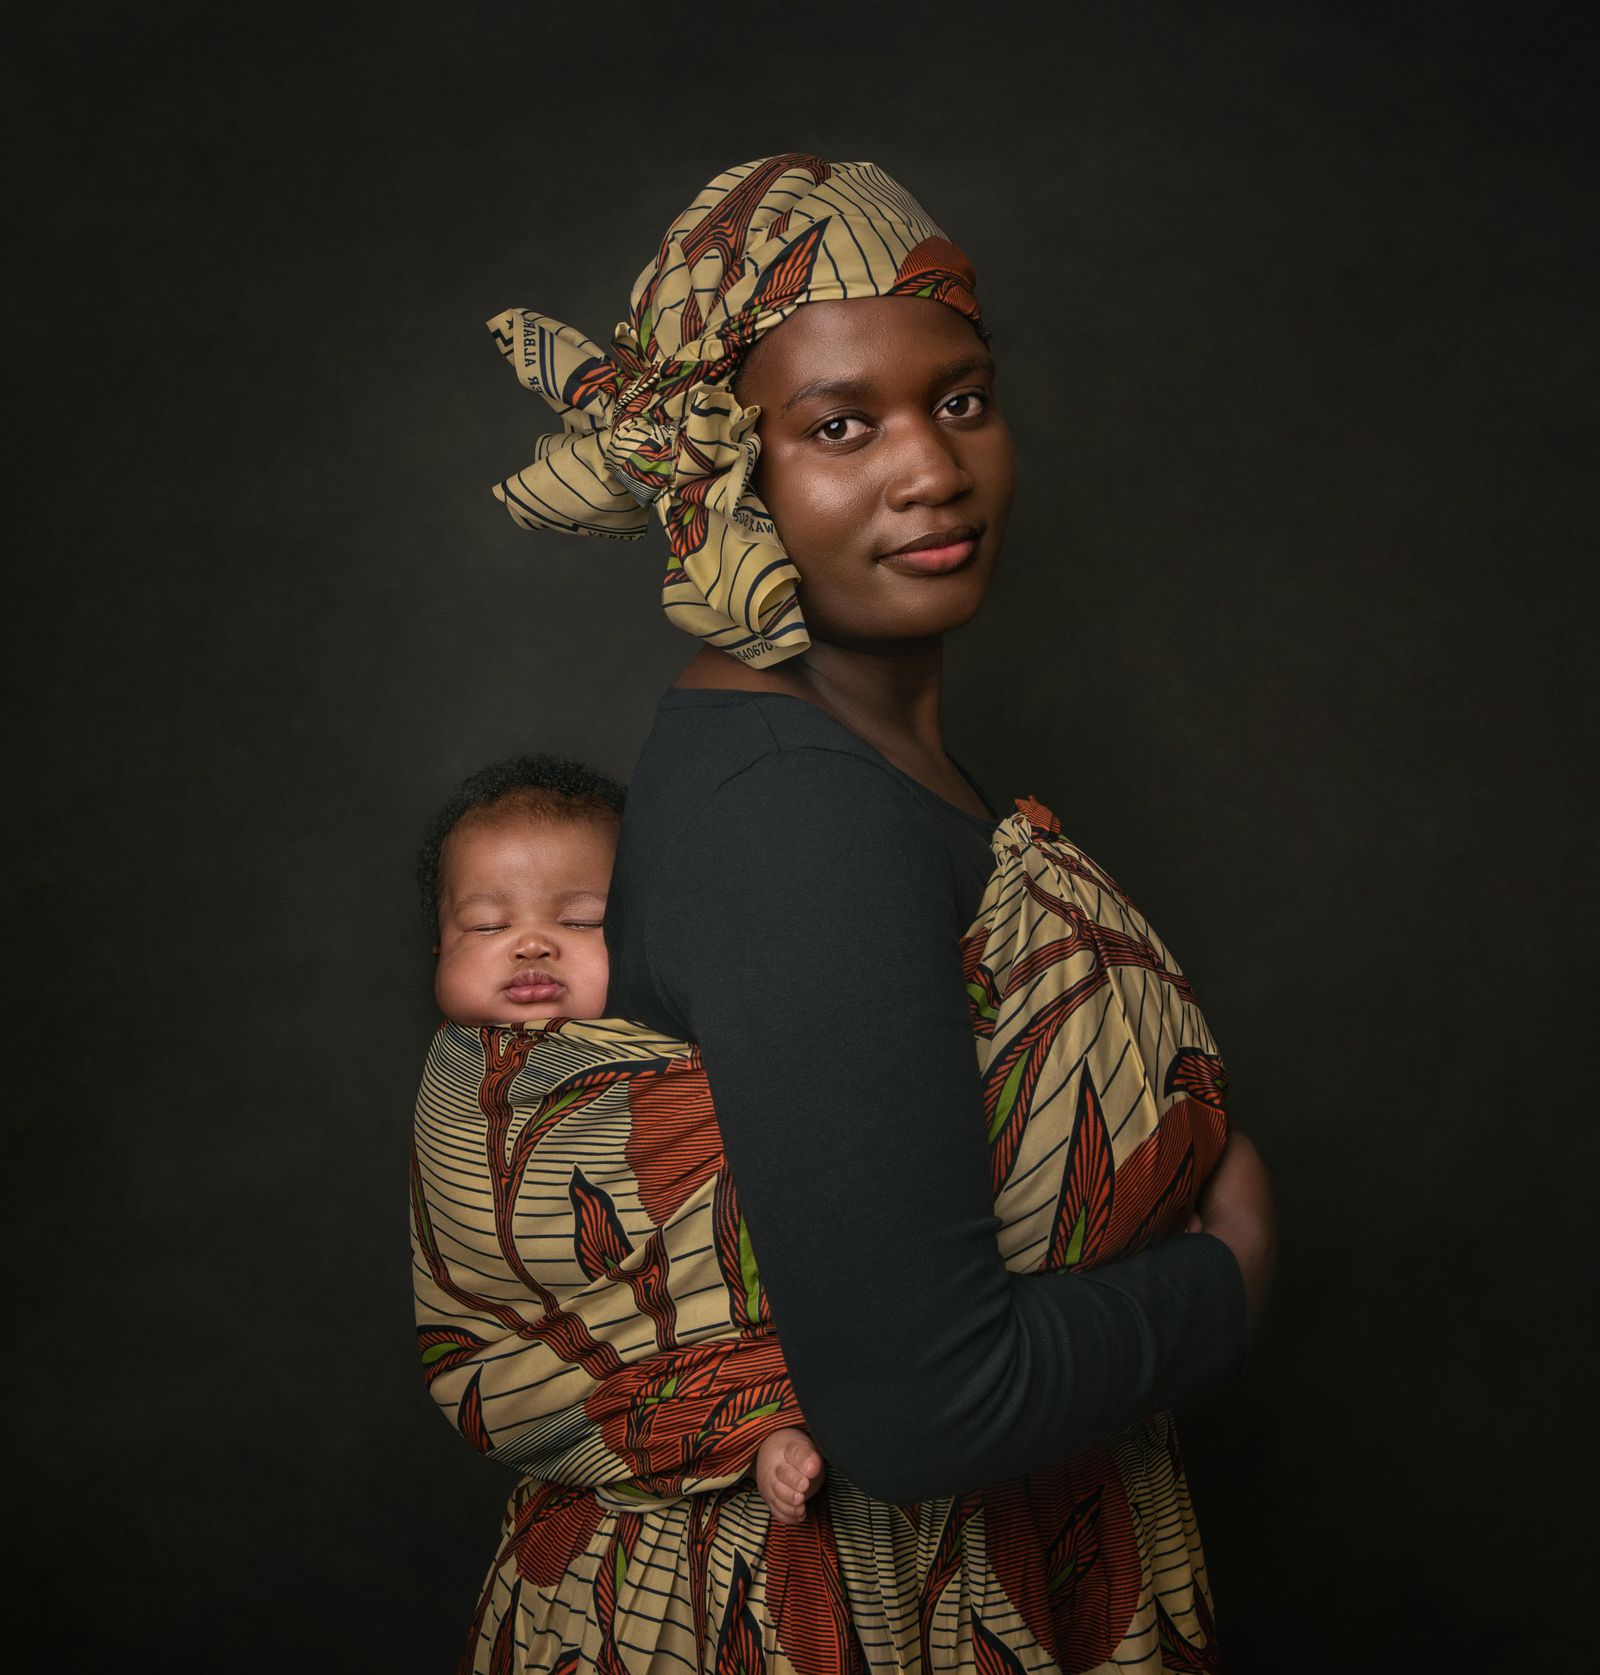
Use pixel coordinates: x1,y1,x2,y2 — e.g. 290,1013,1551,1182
411,799,1229,1674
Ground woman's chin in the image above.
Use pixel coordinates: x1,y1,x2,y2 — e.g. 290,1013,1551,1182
804,584,995,650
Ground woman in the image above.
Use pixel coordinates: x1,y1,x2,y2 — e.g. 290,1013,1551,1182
414,154,1275,1672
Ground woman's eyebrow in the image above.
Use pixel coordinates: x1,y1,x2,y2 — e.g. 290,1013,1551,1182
781,375,872,414
929,353,996,387
780,355,996,415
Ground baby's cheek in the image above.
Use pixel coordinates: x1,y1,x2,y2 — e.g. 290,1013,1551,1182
571,953,611,1019
434,952,485,1024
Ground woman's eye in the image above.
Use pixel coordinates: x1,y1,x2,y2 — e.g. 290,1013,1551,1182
940,390,989,420
814,415,867,444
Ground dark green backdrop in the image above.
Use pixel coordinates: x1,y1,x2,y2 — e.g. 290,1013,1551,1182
11,2,1595,1669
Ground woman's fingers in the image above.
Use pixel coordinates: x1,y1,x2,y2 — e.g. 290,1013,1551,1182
1194,1129,1277,1329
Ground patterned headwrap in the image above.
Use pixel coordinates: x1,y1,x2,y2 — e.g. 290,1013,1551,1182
488,154,984,667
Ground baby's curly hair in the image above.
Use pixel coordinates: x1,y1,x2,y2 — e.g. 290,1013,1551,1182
418,754,626,929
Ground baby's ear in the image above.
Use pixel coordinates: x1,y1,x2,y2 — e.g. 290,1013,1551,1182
431,942,440,956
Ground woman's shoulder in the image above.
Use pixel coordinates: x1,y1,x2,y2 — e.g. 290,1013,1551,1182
617,689,985,887
649,686,881,767
607,689,997,1021
629,688,915,814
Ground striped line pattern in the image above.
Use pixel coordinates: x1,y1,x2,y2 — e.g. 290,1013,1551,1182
487,154,985,668
412,800,1226,1672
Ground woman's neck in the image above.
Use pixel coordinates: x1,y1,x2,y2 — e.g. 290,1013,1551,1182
675,637,988,817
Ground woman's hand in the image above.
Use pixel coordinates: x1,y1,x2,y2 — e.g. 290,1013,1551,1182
1188,1130,1278,1331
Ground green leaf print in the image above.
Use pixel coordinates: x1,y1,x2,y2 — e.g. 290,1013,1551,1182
988,1054,1029,1143
1046,1557,1078,1596
965,979,997,1024
738,1218,762,1320
693,1397,784,1449
639,1373,680,1408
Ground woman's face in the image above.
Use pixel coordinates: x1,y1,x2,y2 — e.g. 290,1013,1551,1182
736,297,1014,650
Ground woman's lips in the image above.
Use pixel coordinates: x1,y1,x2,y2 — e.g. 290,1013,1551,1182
877,535,979,575
505,976,563,1004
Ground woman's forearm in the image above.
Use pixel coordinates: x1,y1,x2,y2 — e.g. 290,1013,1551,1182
654,747,1249,1502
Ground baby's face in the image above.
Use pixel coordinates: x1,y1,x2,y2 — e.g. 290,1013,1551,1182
434,813,616,1027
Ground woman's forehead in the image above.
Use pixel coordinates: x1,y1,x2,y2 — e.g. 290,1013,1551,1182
739,297,991,398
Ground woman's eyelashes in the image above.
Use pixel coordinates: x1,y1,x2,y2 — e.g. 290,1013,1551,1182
812,413,870,444
806,389,992,445
939,389,990,420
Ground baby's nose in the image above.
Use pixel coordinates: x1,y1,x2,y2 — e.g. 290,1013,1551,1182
513,925,556,956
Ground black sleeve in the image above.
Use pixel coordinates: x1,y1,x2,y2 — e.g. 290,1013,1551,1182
647,744,1246,1505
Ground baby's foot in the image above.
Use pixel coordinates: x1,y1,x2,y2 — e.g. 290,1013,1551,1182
755,1426,826,1525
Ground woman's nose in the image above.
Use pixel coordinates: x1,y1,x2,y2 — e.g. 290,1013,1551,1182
885,419,972,509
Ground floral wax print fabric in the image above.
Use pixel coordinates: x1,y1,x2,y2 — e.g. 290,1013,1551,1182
486,153,985,668
411,799,1230,1675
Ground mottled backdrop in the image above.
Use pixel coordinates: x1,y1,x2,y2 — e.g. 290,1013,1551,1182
11,1,1595,1669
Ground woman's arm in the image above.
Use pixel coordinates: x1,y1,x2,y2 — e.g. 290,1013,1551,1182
648,745,1249,1505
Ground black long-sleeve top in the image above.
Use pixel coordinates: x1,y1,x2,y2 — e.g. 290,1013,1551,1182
604,688,1245,1504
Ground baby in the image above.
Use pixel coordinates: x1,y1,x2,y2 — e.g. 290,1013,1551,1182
422,754,824,1525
